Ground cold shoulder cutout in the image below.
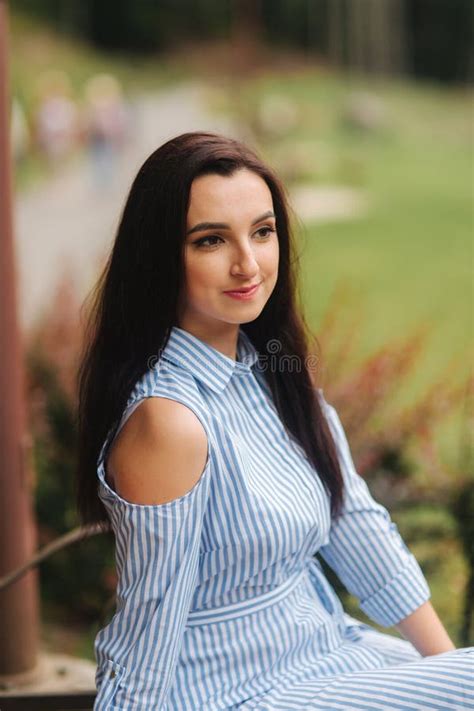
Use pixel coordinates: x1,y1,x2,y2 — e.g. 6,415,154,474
105,397,210,507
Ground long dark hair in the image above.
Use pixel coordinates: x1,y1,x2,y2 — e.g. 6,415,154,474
76,131,344,525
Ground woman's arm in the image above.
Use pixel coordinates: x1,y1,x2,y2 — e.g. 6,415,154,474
316,390,458,654
95,396,213,709
317,392,432,628
395,600,456,656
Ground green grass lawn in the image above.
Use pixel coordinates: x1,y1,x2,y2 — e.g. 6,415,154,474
301,154,472,395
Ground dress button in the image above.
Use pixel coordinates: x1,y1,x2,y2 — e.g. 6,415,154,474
110,669,116,679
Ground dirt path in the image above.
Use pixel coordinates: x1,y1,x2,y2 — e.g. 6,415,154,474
14,82,239,332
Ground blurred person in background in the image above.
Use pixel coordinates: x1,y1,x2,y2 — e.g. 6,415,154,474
82,73,130,191
33,69,78,167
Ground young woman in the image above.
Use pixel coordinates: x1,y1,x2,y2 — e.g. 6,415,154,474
76,132,473,710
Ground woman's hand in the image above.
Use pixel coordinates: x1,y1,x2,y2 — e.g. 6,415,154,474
395,600,456,656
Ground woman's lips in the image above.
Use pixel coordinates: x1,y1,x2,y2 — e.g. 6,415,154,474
223,283,261,300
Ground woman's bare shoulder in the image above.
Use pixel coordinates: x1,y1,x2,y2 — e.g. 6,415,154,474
106,397,209,505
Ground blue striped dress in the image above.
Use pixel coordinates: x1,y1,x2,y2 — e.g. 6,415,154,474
93,325,473,710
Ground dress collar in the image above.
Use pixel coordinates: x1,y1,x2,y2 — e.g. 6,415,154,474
159,325,260,393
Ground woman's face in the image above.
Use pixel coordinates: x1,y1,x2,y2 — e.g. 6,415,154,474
178,168,280,333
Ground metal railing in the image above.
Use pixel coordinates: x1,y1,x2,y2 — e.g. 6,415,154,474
0,525,106,710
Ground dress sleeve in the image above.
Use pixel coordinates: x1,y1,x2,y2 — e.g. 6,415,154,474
93,397,214,710
316,389,431,628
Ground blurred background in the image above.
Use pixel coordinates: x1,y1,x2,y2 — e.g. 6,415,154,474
1,0,473,692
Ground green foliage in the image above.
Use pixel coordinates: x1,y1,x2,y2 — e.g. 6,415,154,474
393,505,458,543
11,0,473,82
453,483,474,567
12,0,232,52
451,481,474,645
26,321,116,624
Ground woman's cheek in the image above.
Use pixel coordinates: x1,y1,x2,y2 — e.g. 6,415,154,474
188,260,220,298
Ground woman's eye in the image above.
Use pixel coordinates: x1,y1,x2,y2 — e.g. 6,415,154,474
193,227,275,248
255,226,275,239
194,235,222,248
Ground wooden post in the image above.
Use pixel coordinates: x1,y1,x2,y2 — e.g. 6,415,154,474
0,0,39,676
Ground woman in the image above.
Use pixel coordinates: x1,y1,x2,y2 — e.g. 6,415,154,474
76,132,473,710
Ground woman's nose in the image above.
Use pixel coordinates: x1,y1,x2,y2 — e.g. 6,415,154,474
230,245,259,276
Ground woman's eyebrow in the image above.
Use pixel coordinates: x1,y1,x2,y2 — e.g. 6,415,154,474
186,210,275,236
